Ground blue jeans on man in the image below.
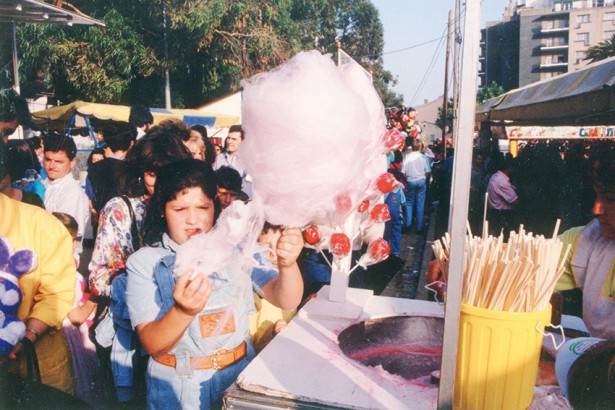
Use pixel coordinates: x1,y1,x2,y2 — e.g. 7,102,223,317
405,178,427,232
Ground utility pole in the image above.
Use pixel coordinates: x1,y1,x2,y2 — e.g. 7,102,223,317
452,0,461,143
162,0,171,109
442,10,452,159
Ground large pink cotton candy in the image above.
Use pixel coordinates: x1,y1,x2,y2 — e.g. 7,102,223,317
241,51,387,227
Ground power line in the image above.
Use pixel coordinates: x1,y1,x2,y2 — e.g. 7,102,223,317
383,8,466,56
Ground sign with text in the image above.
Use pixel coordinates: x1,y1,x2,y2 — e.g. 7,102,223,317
506,125,615,140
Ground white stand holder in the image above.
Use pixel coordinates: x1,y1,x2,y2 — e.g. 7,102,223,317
328,213,358,302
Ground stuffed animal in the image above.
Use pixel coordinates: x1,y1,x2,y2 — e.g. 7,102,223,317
0,236,36,356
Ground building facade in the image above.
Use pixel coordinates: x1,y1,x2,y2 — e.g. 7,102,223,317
480,0,615,90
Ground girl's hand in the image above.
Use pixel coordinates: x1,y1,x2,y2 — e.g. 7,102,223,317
276,228,303,268
173,272,212,316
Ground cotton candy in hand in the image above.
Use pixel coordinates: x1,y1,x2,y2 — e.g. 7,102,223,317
241,50,387,228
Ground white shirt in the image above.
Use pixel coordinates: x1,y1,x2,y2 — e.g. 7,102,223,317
213,152,252,197
487,170,518,210
44,172,90,255
402,151,431,182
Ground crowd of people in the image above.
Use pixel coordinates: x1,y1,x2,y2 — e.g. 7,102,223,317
1,89,614,409
0,91,299,409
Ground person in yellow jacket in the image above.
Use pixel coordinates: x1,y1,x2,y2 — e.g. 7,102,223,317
0,138,76,393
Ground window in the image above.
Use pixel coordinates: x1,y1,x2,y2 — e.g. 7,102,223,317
605,12,615,21
576,32,590,45
577,15,590,26
576,51,587,64
604,31,615,41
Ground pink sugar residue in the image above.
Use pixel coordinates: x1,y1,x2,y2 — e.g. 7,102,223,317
349,345,442,362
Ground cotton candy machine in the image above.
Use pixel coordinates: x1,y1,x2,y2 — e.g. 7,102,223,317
225,287,444,409
338,315,444,382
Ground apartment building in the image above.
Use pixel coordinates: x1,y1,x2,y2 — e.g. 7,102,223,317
480,0,615,90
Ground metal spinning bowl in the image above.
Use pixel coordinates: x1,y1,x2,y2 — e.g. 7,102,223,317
338,316,445,381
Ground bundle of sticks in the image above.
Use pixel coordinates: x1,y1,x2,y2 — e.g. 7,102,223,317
432,219,571,313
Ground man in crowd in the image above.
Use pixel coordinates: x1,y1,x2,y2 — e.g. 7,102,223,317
555,148,615,340
43,133,90,259
0,101,76,394
213,125,252,196
128,105,153,141
402,138,431,233
486,154,518,239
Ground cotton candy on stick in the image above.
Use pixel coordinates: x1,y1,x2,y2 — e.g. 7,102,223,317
240,51,387,228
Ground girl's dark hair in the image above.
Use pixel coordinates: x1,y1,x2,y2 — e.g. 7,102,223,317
25,135,42,152
119,121,192,198
142,158,218,245
87,147,106,167
6,139,40,182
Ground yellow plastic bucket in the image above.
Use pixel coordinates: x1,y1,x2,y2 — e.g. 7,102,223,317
453,303,552,410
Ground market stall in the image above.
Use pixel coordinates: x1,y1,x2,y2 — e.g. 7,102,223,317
31,100,240,148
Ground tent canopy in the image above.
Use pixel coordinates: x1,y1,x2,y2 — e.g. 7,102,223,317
0,0,105,26
31,100,240,129
477,56,615,126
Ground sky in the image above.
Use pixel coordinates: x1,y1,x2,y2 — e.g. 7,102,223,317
371,0,510,107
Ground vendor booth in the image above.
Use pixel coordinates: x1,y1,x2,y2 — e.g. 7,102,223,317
31,100,240,148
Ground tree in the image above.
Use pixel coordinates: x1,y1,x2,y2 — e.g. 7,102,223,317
16,0,402,107
476,81,505,106
585,33,615,63
436,98,453,133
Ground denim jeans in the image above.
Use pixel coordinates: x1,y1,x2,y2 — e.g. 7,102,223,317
384,192,403,256
405,179,427,231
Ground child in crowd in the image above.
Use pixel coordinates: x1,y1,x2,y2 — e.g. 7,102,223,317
250,222,297,352
52,212,109,406
125,159,303,409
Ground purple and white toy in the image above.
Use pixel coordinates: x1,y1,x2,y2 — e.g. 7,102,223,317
0,236,37,357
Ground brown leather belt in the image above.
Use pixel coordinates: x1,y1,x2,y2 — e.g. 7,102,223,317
153,341,247,371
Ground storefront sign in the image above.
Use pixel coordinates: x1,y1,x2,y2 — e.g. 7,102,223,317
506,126,615,139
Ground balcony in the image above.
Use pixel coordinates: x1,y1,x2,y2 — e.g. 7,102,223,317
540,43,569,51
541,26,569,34
540,61,568,70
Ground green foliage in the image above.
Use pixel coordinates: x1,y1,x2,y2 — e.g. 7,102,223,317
586,33,615,63
17,0,401,107
476,81,505,106
436,98,453,133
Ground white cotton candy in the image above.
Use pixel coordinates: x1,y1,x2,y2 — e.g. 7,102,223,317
241,50,387,228
174,200,264,279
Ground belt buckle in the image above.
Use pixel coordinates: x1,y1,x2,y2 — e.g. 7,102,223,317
211,348,229,370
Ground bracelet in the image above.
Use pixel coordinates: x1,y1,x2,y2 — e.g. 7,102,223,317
25,328,39,338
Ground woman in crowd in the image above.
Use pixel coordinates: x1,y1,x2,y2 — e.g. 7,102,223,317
2,139,45,206
125,158,303,408
86,120,192,404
